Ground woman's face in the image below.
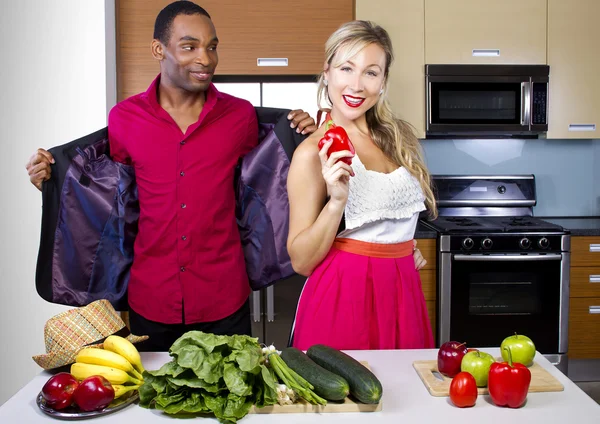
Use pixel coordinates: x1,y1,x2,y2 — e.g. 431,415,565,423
324,42,386,122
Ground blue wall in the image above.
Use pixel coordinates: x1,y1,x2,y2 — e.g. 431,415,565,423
421,138,600,217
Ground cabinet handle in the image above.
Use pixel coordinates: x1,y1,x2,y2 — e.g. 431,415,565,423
252,291,261,323
591,244,600,253
266,285,275,322
472,49,500,57
257,58,288,67
590,306,600,314
591,275,600,283
569,124,596,132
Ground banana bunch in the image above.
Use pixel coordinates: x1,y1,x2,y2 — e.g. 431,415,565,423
71,335,145,398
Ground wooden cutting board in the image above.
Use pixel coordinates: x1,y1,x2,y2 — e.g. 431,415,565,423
250,362,382,414
413,358,564,397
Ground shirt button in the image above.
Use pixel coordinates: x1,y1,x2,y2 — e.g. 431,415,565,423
181,235,187,240
180,140,186,145
180,266,185,272
181,203,186,209
180,171,185,177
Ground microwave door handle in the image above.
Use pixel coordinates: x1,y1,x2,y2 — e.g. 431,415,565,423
521,82,532,128
520,82,526,126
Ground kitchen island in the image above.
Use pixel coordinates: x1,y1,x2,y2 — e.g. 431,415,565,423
1,348,598,423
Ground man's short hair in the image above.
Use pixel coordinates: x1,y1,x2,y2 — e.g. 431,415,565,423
154,1,211,45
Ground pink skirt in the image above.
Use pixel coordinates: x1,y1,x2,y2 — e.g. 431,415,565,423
292,238,434,350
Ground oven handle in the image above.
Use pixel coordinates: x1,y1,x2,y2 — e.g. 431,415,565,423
454,254,562,262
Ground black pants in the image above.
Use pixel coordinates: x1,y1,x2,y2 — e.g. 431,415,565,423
129,299,251,352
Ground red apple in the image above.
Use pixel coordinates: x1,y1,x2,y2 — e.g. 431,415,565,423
73,375,115,412
41,372,79,410
437,341,468,378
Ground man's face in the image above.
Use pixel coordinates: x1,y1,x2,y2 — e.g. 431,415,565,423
158,14,219,93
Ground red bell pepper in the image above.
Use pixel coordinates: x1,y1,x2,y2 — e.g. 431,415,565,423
317,120,355,165
488,347,532,408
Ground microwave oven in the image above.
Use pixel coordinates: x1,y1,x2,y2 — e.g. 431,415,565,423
425,65,549,138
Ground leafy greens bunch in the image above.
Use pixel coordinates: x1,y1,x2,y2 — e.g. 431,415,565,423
139,331,279,423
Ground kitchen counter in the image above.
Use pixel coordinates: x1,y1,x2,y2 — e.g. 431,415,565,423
542,217,600,236
1,348,598,423
415,222,437,239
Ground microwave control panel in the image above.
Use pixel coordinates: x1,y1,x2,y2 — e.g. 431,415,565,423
532,83,547,125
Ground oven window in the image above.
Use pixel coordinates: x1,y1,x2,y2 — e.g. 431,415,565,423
431,82,521,124
468,272,541,315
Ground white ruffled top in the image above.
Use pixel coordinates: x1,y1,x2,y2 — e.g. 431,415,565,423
337,154,426,244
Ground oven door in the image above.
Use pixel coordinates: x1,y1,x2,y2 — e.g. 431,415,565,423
438,253,569,354
427,75,532,136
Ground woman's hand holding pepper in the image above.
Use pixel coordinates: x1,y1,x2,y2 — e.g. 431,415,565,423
318,140,355,207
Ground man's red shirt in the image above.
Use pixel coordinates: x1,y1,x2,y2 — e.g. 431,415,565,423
108,75,258,324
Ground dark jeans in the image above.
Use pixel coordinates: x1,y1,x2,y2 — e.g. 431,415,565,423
129,299,251,352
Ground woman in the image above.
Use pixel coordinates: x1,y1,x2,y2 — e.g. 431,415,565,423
287,20,437,350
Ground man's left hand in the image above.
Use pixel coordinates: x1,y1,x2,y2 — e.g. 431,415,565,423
288,110,318,135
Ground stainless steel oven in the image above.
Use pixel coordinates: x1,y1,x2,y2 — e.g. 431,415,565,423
421,175,570,374
426,65,549,138
438,236,570,373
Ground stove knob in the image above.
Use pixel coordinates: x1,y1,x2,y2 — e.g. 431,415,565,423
519,237,531,250
462,238,474,250
538,237,550,249
481,238,493,250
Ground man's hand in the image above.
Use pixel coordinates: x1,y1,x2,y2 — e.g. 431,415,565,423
413,239,427,271
288,109,318,135
26,148,54,191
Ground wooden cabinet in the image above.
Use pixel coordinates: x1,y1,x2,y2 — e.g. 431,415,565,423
417,238,437,336
547,0,600,139
568,236,600,359
424,0,547,65
116,0,353,101
356,0,426,138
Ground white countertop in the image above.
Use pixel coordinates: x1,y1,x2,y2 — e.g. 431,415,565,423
1,348,599,423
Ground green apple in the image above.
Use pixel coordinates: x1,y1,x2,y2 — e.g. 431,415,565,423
501,334,536,367
460,350,496,387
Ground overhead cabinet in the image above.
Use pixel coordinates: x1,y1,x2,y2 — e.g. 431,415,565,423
117,0,353,100
424,0,547,65
356,0,427,138
547,0,599,139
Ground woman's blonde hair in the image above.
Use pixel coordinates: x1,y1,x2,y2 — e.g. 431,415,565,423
317,20,437,217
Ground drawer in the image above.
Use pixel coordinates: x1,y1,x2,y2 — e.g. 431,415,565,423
419,269,436,300
571,236,600,267
416,238,437,270
568,297,600,359
570,267,600,297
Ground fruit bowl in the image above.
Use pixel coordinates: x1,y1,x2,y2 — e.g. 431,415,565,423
36,390,138,420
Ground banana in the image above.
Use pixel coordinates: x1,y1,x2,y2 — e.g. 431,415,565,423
70,362,142,385
103,335,145,374
75,348,144,381
112,384,140,399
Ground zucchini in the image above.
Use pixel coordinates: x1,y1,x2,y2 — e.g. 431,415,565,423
306,344,383,404
280,347,350,401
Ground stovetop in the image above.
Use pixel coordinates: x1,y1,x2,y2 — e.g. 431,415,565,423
423,216,566,234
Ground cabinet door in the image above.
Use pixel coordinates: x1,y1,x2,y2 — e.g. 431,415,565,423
425,0,547,65
356,0,426,138
568,297,600,359
547,0,600,139
117,0,353,101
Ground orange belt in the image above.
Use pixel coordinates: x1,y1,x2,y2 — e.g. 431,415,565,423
332,238,414,259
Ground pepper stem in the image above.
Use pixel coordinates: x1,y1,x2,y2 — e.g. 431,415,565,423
325,119,335,131
504,346,514,367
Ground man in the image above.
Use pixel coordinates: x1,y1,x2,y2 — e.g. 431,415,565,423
26,1,317,351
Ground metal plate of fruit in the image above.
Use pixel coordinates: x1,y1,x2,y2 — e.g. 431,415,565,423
36,390,139,420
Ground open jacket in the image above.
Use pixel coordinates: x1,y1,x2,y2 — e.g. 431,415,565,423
36,107,306,310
